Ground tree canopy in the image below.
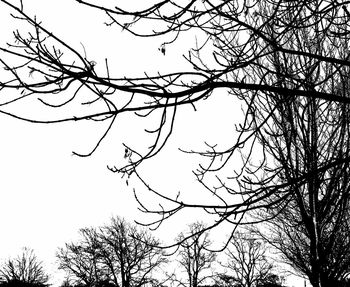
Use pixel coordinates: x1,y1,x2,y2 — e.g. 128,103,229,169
0,247,49,287
57,216,167,287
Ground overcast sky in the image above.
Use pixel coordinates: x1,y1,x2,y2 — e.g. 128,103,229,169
0,1,308,286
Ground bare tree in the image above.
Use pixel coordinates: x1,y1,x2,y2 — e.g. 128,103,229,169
175,222,216,287
255,208,350,287
0,247,49,286
57,216,167,287
2,0,350,252
57,228,108,287
97,217,167,287
217,232,274,287
2,2,350,286
253,168,350,287
243,6,350,286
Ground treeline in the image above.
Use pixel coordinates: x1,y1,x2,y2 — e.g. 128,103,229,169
0,217,287,287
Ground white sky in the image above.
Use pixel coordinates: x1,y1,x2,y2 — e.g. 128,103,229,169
0,1,308,286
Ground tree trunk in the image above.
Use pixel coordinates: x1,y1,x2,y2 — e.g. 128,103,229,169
308,96,321,287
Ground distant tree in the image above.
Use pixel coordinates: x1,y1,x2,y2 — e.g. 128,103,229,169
176,222,216,287
213,274,237,287
217,232,275,287
58,279,72,287
0,281,49,287
57,216,167,287
59,278,117,287
214,272,285,287
0,247,49,287
256,273,285,287
57,227,108,287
